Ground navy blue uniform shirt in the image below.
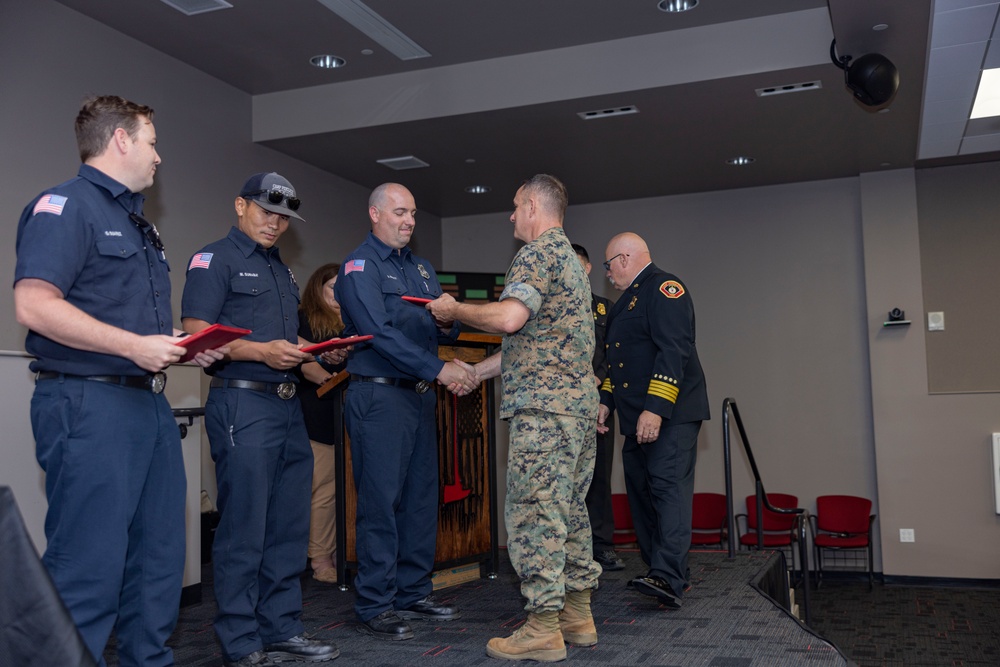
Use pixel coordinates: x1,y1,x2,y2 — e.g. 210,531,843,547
335,232,458,381
181,226,301,383
14,164,173,375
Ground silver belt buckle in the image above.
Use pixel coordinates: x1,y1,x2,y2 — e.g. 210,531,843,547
414,380,431,394
276,382,296,400
150,372,167,394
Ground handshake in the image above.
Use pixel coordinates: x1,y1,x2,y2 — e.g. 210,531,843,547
436,358,481,396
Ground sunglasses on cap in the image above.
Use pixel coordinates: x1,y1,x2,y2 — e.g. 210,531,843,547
244,188,301,211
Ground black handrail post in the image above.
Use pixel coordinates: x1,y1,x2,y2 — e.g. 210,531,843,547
721,397,810,626
722,398,736,558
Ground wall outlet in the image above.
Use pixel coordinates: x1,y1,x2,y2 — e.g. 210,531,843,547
899,528,915,542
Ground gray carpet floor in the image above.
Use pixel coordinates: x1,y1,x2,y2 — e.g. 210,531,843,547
106,549,849,666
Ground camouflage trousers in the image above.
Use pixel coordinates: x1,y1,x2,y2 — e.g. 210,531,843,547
506,409,602,612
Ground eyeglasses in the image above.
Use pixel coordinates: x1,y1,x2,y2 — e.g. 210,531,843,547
244,188,301,211
129,212,164,253
603,253,627,271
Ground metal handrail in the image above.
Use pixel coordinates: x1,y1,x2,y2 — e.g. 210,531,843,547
722,397,810,624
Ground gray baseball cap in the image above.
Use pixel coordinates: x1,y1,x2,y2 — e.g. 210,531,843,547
239,172,305,222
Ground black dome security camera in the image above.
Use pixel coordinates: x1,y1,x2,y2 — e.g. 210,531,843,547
830,40,899,107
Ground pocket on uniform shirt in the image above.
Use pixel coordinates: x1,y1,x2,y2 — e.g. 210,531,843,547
230,277,272,331
93,238,145,304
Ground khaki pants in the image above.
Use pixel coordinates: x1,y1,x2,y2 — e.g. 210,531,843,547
308,440,336,563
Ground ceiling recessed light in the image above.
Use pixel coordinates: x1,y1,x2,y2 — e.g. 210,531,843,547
726,156,755,166
658,0,698,12
465,158,476,164
361,48,374,56
872,23,889,31
310,55,346,69
465,185,491,194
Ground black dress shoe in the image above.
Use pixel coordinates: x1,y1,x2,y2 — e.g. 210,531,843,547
595,549,625,571
396,595,461,621
264,634,339,662
633,576,683,609
358,610,415,641
223,649,276,667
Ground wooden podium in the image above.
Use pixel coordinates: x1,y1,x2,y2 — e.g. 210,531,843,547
321,333,502,588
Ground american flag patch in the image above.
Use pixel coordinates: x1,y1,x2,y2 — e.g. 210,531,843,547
344,259,365,274
188,253,213,270
33,194,68,216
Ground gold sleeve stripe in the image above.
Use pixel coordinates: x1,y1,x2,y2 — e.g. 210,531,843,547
648,380,679,403
600,378,613,393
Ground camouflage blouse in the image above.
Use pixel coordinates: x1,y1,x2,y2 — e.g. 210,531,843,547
498,227,598,420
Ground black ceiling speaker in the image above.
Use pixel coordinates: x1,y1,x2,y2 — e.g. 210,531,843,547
830,39,899,107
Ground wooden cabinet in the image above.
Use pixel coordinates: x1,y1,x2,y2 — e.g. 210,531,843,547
327,333,501,586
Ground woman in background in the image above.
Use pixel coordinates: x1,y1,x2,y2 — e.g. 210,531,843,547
297,262,345,583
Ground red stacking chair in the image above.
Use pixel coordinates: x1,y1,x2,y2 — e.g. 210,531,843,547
736,493,800,568
809,495,876,589
690,492,727,549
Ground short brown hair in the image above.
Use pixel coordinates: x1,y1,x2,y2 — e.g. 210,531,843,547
522,174,568,219
75,95,154,162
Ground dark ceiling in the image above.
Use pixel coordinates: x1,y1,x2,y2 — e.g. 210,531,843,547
53,0,935,217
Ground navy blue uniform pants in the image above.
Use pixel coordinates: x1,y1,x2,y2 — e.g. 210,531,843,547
206,387,312,662
32,376,185,667
345,382,438,622
622,420,701,598
585,412,615,553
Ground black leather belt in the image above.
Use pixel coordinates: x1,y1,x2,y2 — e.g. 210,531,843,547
210,377,297,399
35,371,167,394
353,375,432,394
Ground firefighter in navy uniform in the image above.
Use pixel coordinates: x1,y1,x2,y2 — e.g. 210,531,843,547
597,232,710,609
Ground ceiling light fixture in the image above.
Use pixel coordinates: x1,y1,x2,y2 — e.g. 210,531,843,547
376,155,430,170
971,68,1000,119
158,0,231,16
658,0,698,12
465,185,491,194
316,0,430,61
726,156,755,166
310,55,346,69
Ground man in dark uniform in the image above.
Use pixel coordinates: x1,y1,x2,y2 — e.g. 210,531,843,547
571,243,623,572
335,182,473,642
597,232,710,609
13,95,225,666
182,173,341,666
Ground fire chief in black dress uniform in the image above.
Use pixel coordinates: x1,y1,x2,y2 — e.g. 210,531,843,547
597,232,709,609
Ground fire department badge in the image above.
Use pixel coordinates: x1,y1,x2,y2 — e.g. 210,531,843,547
659,280,684,299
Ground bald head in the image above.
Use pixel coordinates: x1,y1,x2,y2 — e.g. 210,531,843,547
604,232,652,291
369,182,417,250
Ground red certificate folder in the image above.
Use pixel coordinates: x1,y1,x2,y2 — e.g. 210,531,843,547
300,334,374,355
401,296,432,304
175,323,251,362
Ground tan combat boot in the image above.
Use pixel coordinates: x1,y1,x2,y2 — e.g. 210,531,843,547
559,589,598,647
486,610,566,662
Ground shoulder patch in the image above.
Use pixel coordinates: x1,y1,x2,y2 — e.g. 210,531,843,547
188,252,213,270
33,194,68,216
659,280,685,299
344,259,366,274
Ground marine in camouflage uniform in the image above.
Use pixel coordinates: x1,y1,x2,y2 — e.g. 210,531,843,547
499,226,601,612
425,175,601,660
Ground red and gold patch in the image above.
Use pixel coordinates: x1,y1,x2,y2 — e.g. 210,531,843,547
659,280,685,299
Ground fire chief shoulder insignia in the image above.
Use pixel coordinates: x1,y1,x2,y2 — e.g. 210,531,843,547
659,280,685,299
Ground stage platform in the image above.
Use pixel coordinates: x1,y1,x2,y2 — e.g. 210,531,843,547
102,548,851,666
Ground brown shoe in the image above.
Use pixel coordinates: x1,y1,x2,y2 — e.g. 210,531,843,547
486,611,566,662
559,590,597,647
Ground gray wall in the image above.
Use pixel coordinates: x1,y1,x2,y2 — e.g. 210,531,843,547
3,0,1000,581
442,174,1000,579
